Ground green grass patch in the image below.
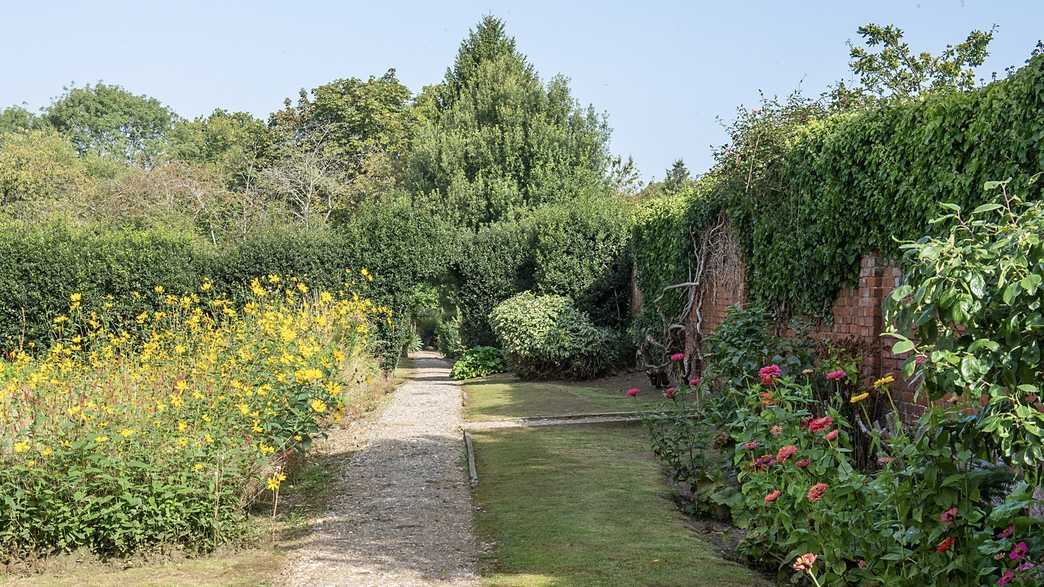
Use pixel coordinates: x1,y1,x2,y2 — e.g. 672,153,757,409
463,371,668,420
471,422,769,587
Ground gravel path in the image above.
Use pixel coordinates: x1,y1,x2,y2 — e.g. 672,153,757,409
282,351,479,587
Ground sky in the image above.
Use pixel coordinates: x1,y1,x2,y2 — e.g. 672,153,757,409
2,1,1041,181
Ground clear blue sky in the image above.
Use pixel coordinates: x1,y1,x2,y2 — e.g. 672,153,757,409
2,1,1040,180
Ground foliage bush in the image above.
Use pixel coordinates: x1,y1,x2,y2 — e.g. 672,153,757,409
450,346,507,380
455,195,631,346
0,276,383,558
435,311,466,359
489,291,618,380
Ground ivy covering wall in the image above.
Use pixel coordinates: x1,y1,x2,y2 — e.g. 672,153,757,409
634,55,1044,329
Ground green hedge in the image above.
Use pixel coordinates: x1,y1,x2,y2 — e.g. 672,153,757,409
0,198,460,368
635,55,1044,324
454,196,631,346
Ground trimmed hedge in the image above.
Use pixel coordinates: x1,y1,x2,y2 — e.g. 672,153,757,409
0,197,459,369
455,195,631,346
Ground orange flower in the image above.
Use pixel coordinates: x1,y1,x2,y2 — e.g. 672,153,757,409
936,536,955,553
764,489,781,504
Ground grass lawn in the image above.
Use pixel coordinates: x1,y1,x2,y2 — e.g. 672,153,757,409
463,371,671,420
471,422,769,587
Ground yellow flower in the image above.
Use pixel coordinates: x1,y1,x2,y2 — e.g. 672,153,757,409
850,392,871,404
119,428,135,438
174,380,188,392
154,285,165,294
193,463,205,472
40,447,53,457
310,398,327,413
873,374,895,388
70,292,82,303
177,421,188,433
13,441,30,454
266,472,286,491
259,442,275,455
95,435,109,444
174,344,186,355
204,433,214,444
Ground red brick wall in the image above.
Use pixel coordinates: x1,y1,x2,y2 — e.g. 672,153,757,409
667,242,924,418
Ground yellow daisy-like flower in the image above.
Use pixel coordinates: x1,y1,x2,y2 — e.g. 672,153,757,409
95,435,109,444
850,391,871,404
193,463,205,472
309,398,327,414
119,428,135,438
266,472,287,491
13,441,30,454
873,374,895,388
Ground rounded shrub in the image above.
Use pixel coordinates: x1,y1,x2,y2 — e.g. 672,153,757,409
488,291,618,380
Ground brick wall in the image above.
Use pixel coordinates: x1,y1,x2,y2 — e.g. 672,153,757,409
665,236,924,418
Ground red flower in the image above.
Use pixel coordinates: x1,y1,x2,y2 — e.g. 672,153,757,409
688,376,701,386
795,457,811,469
939,507,958,524
825,369,847,381
807,482,829,503
807,416,833,432
936,536,955,553
770,425,783,437
663,386,677,399
625,387,640,397
670,352,685,362
776,444,798,463
741,440,759,450
764,489,781,504
792,553,817,572
823,429,839,441
759,364,782,385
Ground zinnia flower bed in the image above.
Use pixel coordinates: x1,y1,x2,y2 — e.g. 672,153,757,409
0,275,387,559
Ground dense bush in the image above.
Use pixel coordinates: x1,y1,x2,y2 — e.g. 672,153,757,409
489,291,618,379
434,311,466,359
450,346,507,380
0,277,383,558
455,196,631,346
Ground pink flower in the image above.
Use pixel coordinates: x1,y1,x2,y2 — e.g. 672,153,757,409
825,369,847,381
997,569,1015,586
795,457,811,469
807,416,833,432
939,507,958,524
670,352,685,362
792,553,817,572
823,429,839,441
915,354,927,365
776,444,798,463
807,482,829,503
625,387,640,397
936,536,955,553
998,525,1015,539
688,376,701,386
1017,562,1036,572
741,440,759,450
1009,542,1028,561
770,425,783,437
758,364,782,385
663,386,677,399
764,489,781,504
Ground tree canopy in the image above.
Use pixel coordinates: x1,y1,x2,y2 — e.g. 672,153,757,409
406,16,613,228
